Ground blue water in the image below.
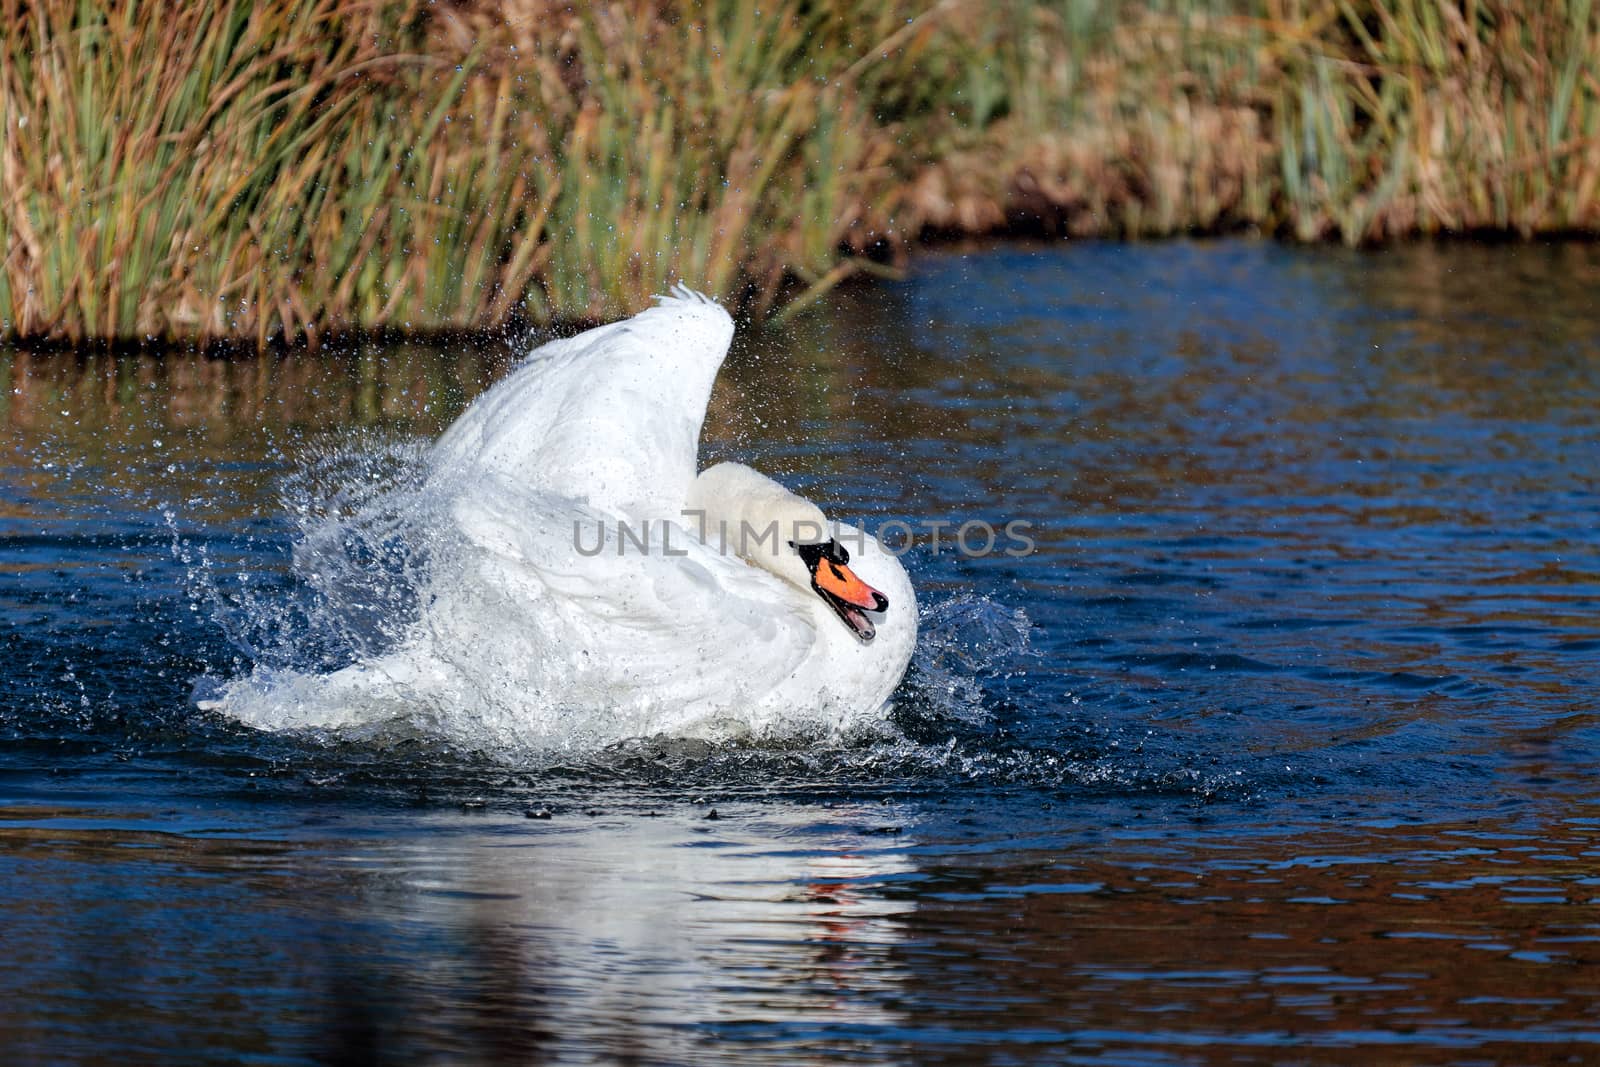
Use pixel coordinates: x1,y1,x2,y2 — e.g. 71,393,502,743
3,240,1599,1064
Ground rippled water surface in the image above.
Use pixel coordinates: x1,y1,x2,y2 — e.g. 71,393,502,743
3,241,1599,1064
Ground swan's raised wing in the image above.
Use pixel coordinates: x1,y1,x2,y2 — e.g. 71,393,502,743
430,287,733,520
434,480,819,728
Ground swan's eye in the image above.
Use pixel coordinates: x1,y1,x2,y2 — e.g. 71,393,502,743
789,538,849,566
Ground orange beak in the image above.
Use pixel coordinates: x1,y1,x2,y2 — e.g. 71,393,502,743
814,556,886,612
794,540,888,642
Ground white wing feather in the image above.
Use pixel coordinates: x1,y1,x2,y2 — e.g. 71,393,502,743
431,290,734,519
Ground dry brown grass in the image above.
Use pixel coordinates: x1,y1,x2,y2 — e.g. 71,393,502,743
2,0,1598,346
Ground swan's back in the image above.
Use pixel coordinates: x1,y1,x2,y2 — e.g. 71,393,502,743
432,287,734,518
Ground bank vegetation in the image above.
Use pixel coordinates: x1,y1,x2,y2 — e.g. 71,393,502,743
3,0,1597,344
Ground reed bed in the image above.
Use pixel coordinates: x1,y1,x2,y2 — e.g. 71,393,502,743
2,0,1598,345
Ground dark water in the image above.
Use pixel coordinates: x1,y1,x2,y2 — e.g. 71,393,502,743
3,240,1599,1064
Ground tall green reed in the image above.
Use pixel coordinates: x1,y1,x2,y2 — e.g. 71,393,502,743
2,0,1598,346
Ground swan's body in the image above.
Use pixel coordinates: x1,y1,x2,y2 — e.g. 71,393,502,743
207,288,917,745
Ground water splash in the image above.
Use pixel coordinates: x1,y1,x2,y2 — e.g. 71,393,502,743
182,432,434,679
275,431,439,667
900,593,1036,728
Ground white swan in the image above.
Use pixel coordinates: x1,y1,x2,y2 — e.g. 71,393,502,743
207,287,917,746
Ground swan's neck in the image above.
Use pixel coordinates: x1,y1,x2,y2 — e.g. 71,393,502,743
685,463,828,590
687,463,909,657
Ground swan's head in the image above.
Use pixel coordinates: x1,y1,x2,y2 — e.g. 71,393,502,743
687,462,891,642
789,537,889,641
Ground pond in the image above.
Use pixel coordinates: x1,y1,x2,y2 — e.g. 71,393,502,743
3,239,1599,1064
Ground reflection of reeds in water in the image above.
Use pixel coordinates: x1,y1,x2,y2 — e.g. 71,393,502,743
901,816,1600,1059
0,345,507,444
3,0,1600,345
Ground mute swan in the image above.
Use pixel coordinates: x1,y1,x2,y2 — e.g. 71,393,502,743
205,287,917,745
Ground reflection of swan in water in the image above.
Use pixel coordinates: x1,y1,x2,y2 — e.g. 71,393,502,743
369,807,916,1056
207,288,917,745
